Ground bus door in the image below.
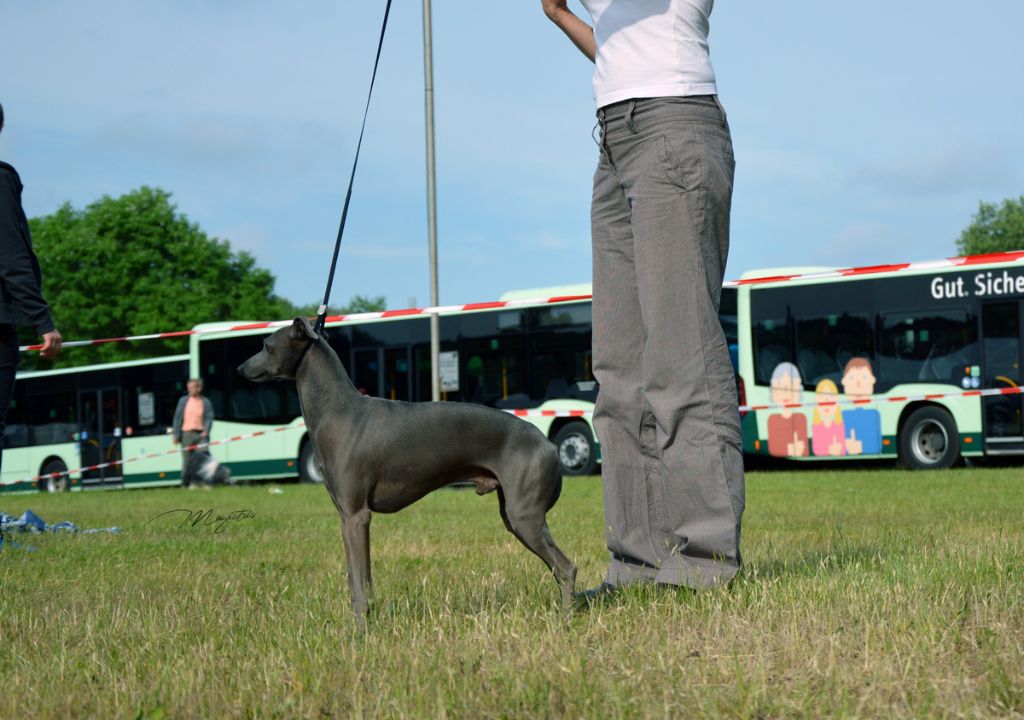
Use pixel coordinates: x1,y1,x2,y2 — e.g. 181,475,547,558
981,301,1024,451
79,388,124,483
383,347,411,401
353,349,382,397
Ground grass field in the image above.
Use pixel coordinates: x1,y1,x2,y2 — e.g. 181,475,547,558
2,466,1023,719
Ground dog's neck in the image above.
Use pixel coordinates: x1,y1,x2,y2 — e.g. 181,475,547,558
294,336,359,421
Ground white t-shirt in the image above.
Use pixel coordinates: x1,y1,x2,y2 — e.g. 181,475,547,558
579,0,718,109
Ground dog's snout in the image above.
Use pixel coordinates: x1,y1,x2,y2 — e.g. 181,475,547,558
237,358,260,380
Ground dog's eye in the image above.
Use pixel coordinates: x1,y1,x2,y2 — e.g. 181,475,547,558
264,344,273,355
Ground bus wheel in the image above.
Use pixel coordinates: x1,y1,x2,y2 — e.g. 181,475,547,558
899,406,960,470
41,459,70,493
552,421,598,476
298,442,324,483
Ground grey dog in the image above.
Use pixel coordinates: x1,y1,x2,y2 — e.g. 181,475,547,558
238,318,577,626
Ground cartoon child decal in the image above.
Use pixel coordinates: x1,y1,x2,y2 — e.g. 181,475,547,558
811,379,846,456
767,362,809,457
841,357,882,455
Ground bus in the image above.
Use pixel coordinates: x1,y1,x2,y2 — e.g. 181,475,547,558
735,252,1024,469
1,355,189,492
1,287,605,493
4,251,1020,492
192,284,602,484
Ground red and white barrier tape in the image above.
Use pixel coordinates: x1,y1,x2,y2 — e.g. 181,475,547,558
508,409,591,418
18,296,593,352
504,385,1023,416
738,384,1022,413
6,384,1020,487
19,250,1024,353
2,423,305,488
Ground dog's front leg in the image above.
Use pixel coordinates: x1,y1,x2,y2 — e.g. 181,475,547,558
340,509,372,630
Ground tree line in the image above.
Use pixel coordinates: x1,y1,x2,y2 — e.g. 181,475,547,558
22,187,383,370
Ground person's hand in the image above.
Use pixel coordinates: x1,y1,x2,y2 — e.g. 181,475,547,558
845,430,862,455
791,431,805,457
829,439,843,456
200,431,208,439
40,329,62,359
539,0,595,61
541,0,569,19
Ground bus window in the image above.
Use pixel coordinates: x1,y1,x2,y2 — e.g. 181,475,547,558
463,336,527,407
530,329,594,402
878,309,977,384
535,304,591,329
200,335,296,424
753,315,789,385
981,302,1023,438
27,385,77,446
720,288,738,371
794,313,873,388
3,384,29,449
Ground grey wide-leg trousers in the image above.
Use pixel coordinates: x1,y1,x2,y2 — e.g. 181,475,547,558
591,96,744,588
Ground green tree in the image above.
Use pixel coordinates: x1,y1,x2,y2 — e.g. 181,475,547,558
24,187,294,369
956,195,1024,256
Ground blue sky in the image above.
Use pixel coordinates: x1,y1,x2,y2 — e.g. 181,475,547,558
2,1,1022,312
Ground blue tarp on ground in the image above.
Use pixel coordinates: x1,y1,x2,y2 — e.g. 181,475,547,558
0,509,120,549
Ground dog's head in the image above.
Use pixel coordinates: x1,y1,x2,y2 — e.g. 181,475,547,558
237,317,318,381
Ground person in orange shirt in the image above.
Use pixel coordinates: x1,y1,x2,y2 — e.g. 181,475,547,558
172,378,214,488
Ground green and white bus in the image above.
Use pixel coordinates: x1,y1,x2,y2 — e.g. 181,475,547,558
1,355,189,492
192,284,601,484
1,286,603,493
734,252,1024,469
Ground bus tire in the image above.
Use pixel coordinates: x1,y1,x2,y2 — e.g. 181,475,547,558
40,459,70,493
552,421,598,476
298,441,324,483
898,406,960,470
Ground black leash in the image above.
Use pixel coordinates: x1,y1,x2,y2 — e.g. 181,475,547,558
314,0,394,335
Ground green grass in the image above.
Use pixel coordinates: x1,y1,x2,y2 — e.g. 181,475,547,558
2,467,1023,719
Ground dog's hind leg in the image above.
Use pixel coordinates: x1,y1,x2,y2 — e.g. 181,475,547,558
497,488,577,611
340,509,373,630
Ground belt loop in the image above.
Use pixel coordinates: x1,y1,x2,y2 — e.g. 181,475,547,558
713,95,728,127
625,99,638,134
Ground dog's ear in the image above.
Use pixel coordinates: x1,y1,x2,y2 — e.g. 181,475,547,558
291,317,318,341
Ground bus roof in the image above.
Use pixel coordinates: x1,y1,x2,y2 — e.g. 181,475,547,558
739,267,834,281
736,251,1024,288
499,283,592,301
16,354,189,380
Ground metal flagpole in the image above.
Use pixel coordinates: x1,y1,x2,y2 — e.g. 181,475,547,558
423,0,441,401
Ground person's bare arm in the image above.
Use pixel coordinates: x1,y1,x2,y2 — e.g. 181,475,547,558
541,1,596,62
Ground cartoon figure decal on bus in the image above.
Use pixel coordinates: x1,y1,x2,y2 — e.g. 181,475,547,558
811,379,846,457
767,362,809,457
841,357,882,455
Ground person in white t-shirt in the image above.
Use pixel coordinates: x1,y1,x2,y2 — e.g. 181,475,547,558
542,0,744,596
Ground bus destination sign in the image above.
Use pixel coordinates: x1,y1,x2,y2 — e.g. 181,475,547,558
930,268,1024,300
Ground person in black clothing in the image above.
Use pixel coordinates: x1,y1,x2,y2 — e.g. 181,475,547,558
1,102,63,472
